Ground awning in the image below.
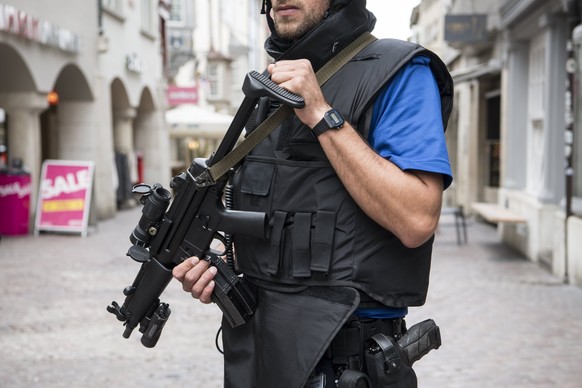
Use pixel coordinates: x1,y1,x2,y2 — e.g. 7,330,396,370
165,104,234,139
450,59,501,83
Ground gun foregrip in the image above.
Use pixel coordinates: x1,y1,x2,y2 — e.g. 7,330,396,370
398,319,441,366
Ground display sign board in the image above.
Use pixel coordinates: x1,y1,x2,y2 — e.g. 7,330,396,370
34,160,94,237
444,14,488,44
0,172,31,235
167,85,199,106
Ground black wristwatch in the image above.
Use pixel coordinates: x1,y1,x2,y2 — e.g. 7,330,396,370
311,108,345,137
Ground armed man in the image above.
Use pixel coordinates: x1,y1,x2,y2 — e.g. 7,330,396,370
173,0,453,387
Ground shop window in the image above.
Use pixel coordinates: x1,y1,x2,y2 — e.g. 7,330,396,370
169,0,184,22
486,94,500,187
207,63,221,99
487,142,500,187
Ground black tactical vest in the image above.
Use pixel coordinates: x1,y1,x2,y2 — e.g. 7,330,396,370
232,39,453,308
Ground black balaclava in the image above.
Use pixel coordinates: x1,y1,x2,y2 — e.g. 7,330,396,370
261,0,376,72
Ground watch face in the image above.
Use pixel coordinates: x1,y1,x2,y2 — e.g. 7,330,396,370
324,109,344,128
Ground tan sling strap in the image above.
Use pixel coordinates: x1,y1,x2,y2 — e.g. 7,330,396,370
207,32,377,182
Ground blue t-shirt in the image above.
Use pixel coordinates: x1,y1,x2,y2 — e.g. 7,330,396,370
369,55,453,189
354,55,452,320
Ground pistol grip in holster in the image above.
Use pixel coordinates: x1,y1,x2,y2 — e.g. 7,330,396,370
363,319,441,387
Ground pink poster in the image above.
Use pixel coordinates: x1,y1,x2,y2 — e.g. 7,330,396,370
35,160,94,237
0,173,32,235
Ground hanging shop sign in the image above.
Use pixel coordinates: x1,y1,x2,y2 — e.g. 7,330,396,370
167,85,199,106
444,14,488,44
34,160,94,237
0,4,81,54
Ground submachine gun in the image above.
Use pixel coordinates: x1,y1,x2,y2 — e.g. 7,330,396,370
107,71,305,348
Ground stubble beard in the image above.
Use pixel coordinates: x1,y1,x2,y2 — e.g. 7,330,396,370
273,1,329,40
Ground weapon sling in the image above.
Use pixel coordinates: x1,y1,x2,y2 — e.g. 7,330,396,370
203,31,377,184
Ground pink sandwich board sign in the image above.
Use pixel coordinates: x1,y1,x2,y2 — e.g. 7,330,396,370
34,160,94,237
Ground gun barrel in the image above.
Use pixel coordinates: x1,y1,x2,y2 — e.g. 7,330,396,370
120,258,173,337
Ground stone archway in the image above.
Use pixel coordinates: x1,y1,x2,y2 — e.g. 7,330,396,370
0,44,46,224
46,64,94,161
0,43,44,174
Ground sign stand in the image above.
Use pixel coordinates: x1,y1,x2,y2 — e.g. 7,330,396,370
34,160,95,237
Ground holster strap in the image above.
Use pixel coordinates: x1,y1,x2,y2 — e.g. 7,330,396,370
366,333,402,375
331,324,362,368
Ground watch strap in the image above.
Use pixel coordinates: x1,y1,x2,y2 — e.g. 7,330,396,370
311,118,330,137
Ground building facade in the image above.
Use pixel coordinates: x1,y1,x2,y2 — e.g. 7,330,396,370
166,0,269,171
0,0,170,226
412,0,582,286
498,0,572,280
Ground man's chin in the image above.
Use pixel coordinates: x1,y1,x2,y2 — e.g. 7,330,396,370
275,24,299,39
275,26,307,40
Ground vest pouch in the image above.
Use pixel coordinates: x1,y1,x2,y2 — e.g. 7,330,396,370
267,210,287,275
291,212,312,277
288,211,337,279
236,159,276,211
310,210,336,274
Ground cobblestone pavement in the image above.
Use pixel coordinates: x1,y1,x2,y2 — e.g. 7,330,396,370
1,207,582,387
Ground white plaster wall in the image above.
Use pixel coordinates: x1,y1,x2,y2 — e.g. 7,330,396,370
99,1,163,107
568,216,582,285
499,188,560,265
553,210,566,279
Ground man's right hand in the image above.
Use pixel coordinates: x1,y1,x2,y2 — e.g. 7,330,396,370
172,257,217,304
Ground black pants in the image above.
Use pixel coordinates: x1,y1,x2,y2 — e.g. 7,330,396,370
313,317,418,388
